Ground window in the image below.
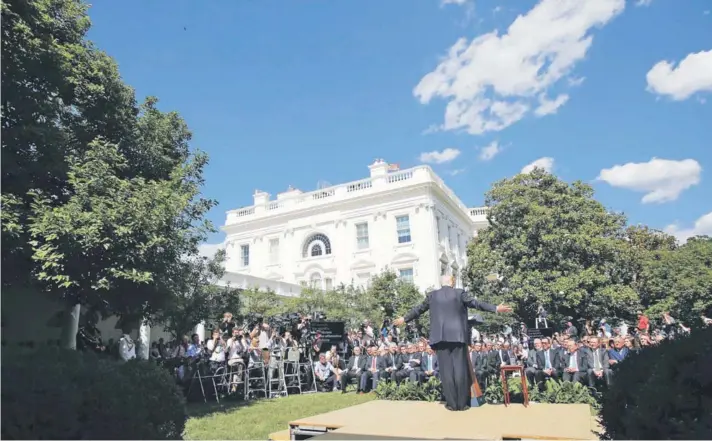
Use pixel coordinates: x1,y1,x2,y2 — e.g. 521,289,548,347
310,272,322,289
300,281,307,287
240,244,250,267
399,268,414,284
302,233,332,258
357,272,371,288
356,223,369,249
396,215,411,244
269,238,279,264
325,278,333,290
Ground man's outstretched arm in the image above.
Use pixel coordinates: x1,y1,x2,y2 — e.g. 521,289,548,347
393,295,430,326
461,290,512,314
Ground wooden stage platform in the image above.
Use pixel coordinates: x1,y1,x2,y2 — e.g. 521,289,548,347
283,400,597,440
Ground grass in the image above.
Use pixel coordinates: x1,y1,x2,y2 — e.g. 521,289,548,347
184,392,376,440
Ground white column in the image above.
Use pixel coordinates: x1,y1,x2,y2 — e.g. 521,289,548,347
138,320,151,360
195,321,206,343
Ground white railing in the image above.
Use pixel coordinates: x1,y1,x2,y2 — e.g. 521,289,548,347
469,207,488,217
225,165,477,225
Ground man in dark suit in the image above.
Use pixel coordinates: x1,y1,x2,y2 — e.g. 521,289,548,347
360,346,386,391
382,345,401,381
394,275,512,411
470,342,488,385
525,338,542,386
560,340,589,383
536,338,560,383
587,337,611,387
341,346,366,392
421,347,439,381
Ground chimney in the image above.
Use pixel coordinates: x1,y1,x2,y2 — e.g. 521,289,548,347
368,158,389,178
253,189,270,205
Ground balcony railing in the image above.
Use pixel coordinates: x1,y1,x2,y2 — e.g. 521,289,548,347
225,166,483,226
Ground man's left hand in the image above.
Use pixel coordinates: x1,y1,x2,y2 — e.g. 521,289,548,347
496,304,513,313
393,317,405,326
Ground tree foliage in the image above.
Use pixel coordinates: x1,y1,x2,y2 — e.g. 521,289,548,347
155,250,241,339
464,169,640,326
2,0,215,325
636,236,712,328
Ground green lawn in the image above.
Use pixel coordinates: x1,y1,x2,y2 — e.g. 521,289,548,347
184,392,376,440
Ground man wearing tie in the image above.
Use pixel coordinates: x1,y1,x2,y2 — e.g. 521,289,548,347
536,338,560,383
422,347,439,381
382,345,401,381
587,337,611,387
360,346,385,392
561,340,588,383
341,347,365,393
394,275,512,411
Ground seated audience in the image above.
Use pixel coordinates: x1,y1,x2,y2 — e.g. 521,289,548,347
314,353,336,392
587,337,612,387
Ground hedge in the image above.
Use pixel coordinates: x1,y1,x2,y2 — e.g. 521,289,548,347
1,346,186,439
600,327,712,439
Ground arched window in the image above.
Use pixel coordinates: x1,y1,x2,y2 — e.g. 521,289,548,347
302,233,332,258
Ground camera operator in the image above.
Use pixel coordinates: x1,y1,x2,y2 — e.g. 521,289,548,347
250,321,272,363
293,314,310,341
226,327,247,365
206,329,226,370
219,312,236,338
267,329,287,385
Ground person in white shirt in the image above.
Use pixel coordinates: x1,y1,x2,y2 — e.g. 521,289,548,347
119,334,136,362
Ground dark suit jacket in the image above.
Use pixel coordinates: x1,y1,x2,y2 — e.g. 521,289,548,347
403,286,497,345
471,351,488,372
365,355,386,371
560,350,590,372
382,353,400,370
346,354,367,372
588,348,610,370
421,353,438,374
536,349,560,373
526,349,539,369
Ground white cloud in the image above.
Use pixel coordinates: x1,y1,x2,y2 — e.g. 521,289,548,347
635,0,652,6
568,76,586,87
478,141,501,161
665,212,712,243
534,93,570,116
414,0,625,135
521,157,554,174
449,168,466,176
646,50,712,101
419,148,461,164
597,158,702,204
198,241,225,260
442,0,469,5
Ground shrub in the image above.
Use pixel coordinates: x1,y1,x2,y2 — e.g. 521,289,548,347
600,328,712,440
2,346,186,439
485,376,600,409
375,377,442,402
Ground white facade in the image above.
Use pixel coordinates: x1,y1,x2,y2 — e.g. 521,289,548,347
221,160,488,293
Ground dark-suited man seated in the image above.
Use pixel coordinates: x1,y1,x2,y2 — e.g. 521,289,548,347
587,337,612,388
560,340,588,384
381,345,401,381
421,346,439,381
360,346,386,392
537,338,560,384
341,347,366,392
313,353,336,392
525,338,542,386
395,344,422,383
470,342,488,385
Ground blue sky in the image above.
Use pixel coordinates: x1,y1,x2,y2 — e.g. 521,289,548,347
86,0,712,249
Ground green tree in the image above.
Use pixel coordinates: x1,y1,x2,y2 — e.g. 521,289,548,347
637,236,712,328
367,270,428,331
2,0,215,347
155,250,240,339
238,288,288,318
289,284,380,329
464,169,640,326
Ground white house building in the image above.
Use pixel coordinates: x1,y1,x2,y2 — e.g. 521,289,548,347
222,160,488,293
